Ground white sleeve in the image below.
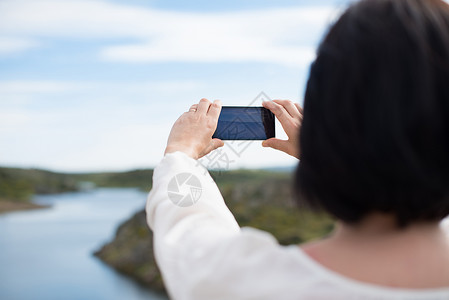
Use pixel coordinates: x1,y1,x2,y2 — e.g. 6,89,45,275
146,152,298,300
145,151,240,299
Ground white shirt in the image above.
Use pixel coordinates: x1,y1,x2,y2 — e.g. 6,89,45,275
146,151,449,300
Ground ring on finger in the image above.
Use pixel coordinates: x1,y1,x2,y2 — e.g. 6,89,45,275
189,104,198,112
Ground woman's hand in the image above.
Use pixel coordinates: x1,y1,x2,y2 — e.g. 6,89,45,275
165,98,224,159
262,100,303,159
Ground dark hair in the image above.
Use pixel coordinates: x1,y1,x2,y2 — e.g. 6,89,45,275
296,0,449,227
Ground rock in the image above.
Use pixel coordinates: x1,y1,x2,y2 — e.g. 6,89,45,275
0,199,50,214
94,210,166,294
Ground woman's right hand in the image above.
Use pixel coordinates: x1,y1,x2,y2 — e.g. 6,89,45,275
262,100,303,159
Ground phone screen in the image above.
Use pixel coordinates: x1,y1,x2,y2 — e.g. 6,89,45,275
212,106,275,140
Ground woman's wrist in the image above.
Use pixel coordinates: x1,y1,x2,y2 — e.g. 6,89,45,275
164,145,198,159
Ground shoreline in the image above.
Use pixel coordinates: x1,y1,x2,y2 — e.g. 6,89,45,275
0,200,50,214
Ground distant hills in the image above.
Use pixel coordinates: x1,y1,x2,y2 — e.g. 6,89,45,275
0,165,294,203
0,167,153,203
261,165,296,172
0,167,80,212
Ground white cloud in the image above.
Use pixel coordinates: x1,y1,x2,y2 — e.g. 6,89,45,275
0,0,335,170
101,42,316,66
49,123,170,171
0,0,338,65
0,78,302,171
0,37,40,55
0,110,32,131
0,79,204,96
0,80,82,94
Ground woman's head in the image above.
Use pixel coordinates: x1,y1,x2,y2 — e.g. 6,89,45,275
296,0,449,227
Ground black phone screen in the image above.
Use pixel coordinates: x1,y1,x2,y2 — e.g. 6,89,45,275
212,106,275,140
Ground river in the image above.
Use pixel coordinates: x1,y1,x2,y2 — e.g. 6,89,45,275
0,188,168,300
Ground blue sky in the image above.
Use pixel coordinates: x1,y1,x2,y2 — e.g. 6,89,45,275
0,0,352,172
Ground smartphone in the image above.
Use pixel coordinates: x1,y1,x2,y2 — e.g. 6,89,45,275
212,106,275,140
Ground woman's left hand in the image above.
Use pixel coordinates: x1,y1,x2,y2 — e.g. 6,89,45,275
164,98,224,159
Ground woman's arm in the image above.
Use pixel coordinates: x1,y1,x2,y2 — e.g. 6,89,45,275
147,98,305,299
147,98,241,298
147,151,292,300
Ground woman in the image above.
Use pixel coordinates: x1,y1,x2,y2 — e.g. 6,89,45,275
146,0,449,299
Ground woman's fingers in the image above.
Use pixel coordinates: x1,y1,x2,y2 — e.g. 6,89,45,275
262,99,302,159
207,100,222,119
197,98,211,114
262,138,298,158
189,104,198,113
262,101,291,125
273,99,302,119
294,102,304,115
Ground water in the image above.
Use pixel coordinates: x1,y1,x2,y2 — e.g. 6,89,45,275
0,188,168,300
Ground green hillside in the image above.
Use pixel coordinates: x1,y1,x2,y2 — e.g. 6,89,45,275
74,169,154,190
0,167,153,203
0,167,78,201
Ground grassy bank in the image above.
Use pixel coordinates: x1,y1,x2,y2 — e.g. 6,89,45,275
0,167,79,213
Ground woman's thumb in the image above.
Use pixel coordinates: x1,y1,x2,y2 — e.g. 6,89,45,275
198,138,224,158
211,138,224,150
262,138,288,152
